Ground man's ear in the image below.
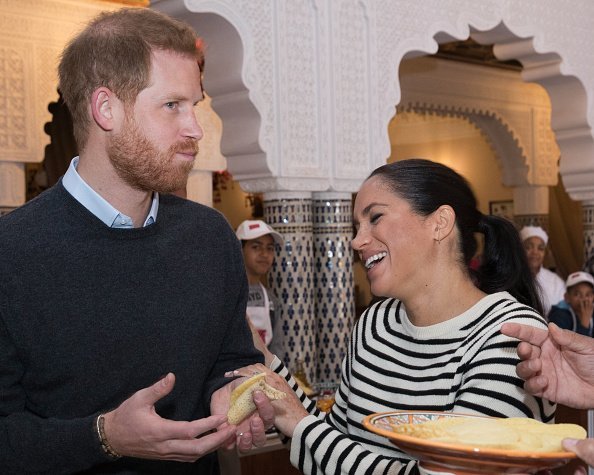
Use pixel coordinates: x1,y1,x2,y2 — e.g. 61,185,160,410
91,87,116,131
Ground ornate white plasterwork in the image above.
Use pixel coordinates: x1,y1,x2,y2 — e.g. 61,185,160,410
374,1,594,201
0,162,25,206
397,57,559,188
152,0,277,183
154,0,375,193
155,0,594,201
0,0,123,207
4,0,594,204
0,0,121,166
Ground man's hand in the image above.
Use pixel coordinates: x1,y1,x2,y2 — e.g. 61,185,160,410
563,438,594,473
211,377,275,453
228,364,309,439
103,373,236,462
501,322,594,409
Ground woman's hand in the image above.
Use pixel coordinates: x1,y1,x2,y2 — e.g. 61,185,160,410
211,378,274,452
229,363,309,438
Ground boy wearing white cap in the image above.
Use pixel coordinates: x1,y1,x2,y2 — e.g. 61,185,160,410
520,225,565,316
548,271,594,336
236,220,284,357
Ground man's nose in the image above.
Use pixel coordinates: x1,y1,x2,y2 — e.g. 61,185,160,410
185,110,204,141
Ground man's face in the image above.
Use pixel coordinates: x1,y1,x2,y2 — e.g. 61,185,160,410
107,49,204,193
242,234,276,280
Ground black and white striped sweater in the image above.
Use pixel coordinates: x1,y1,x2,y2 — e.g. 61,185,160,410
272,292,554,475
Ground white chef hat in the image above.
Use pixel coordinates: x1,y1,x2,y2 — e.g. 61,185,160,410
519,226,548,246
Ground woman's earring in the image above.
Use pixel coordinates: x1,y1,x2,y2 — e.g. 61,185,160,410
435,226,441,244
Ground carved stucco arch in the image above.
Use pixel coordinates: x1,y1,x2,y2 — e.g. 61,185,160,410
153,0,282,192
381,17,594,202
398,101,541,188
150,2,594,203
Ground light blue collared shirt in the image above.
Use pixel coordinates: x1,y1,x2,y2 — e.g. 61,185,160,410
62,157,159,228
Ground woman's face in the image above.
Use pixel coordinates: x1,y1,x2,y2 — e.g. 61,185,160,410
523,236,546,275
351,177,434,299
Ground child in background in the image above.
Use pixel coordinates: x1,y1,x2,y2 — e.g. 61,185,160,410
548,271,594,337
236,220,285,357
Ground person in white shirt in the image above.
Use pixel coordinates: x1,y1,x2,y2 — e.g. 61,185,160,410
236,220,285,358
520,226,565,316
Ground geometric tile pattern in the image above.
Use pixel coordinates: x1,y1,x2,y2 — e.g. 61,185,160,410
583,205,594,271
312,193,354,383
264,196,316,382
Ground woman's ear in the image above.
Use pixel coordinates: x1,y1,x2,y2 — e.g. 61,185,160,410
433,205,456,243
90,87,116,131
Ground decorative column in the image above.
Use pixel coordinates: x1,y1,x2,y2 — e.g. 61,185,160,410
264,192,316,381
583,203,594,272
312,192,355,383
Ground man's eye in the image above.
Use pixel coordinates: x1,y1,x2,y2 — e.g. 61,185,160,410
165,102,178,110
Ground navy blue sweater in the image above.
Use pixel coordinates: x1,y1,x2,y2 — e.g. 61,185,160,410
0,183,262,474
548,303,594,336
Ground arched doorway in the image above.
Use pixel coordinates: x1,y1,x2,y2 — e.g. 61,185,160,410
153,1,594,390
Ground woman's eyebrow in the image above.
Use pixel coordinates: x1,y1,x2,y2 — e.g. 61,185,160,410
361,202,388,215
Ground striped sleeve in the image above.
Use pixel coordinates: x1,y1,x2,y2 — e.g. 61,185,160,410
452,301,555,422
270,356,322,419
272,294,554,475
289,416,413,475
279,313,413,475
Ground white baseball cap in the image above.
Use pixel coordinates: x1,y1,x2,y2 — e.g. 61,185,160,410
519,226,549,246
565,271,594,289
236,220,284,246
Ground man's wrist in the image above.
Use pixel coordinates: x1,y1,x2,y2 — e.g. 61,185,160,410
95,413,122,459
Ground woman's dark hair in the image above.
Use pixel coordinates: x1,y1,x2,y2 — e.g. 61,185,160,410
368,159,543,315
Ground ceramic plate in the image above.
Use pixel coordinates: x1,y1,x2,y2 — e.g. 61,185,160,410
362,411,577,474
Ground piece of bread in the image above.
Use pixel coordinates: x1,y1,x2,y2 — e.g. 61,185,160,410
391,416,586,452
227,373,286,425
294,374,316,397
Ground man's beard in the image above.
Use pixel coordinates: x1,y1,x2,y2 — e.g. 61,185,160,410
107,116,199,194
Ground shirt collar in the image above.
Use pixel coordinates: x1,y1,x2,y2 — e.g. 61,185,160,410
62,157,159,228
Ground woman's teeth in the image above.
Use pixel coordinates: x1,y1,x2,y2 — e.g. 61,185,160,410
365,252,387,269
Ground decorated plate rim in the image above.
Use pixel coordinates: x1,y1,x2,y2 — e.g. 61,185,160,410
362,410,577,461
